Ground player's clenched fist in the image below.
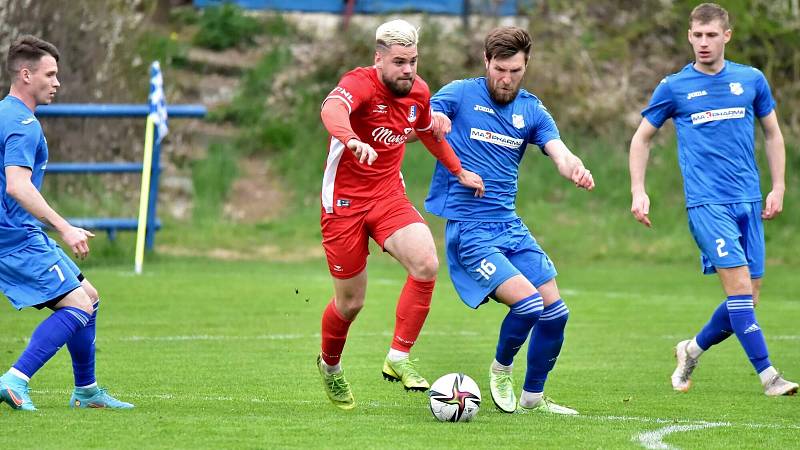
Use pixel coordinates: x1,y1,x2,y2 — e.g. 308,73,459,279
571,165,594,190
347,139,378,166
630,191,652,228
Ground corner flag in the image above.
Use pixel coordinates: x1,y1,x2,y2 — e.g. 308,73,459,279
149,61,169,143
135,61,168,274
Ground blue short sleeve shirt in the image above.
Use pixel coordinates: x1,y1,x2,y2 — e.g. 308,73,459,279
641,61,775,207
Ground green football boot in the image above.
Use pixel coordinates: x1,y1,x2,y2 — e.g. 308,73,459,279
489,366,516,413
69,386,134,409
518,396,579,415
317,355,355,410
382,357,430,391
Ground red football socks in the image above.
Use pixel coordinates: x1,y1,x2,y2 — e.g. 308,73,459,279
392,276,435,352
320,299,352,366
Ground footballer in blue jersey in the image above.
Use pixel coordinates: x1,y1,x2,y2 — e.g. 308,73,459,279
0,35,133,410
629,3,797,396
425,27,594,414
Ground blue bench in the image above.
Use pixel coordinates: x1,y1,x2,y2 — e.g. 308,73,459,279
36,103,206,249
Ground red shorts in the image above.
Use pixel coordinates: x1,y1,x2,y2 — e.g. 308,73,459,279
321,194,426,279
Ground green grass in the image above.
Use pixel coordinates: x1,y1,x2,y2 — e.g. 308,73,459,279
1,254,798,449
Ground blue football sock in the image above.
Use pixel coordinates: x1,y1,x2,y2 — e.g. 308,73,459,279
67,301,99,387
727,295,771,373
524,299,568,393
13,306,91,379
494,293,543,366
695,300,733,350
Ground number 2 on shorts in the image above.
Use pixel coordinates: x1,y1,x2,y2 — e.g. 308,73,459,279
716,238,729,257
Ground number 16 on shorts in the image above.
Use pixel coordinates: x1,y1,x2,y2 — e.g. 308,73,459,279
475,259,497,280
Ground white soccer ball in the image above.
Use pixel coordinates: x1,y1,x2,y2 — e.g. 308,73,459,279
428,373,481,422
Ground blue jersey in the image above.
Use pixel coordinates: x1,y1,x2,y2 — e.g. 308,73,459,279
642,61,775,207
425,78,560,221
0,95,49,256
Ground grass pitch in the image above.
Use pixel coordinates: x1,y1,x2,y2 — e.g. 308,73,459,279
1,254,798,449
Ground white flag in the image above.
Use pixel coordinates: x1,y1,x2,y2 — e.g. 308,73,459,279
148,61,169,143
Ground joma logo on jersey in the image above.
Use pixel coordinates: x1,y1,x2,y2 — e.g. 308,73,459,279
332,86,354,103
474,104,495,114
372,126,410,146
687,90,707,100
691,107,745,125
469,128,523,149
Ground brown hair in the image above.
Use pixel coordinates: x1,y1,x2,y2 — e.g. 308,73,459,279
689,3,730,29
484,26,532,62
6,35,60,79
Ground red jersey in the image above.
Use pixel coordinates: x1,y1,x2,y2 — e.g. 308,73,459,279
321,66,433,215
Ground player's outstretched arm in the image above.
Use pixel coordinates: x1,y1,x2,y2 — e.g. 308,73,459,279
5,166,94,259
417,130,485,197
407,111,452,144
543,139,595,190
320,99,377,165
629,119,659,228
759,111,786,220
430,111,452,142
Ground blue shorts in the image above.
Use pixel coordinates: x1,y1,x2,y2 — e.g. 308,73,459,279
0,231,82,310
687,201,764,278
445,218,557,309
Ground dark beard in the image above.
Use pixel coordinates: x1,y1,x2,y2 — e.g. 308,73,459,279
488,85,519,105
384,76,414,97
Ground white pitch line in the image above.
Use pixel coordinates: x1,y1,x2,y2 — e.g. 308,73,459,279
577,415,800,430
18,389,800,441
661,334,800,341
0,330,481,344
633,422,728,450
117,330,480,342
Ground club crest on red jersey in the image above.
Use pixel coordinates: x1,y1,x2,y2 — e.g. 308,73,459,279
408,105,417,122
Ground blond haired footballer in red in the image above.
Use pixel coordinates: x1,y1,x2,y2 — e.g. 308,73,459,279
316,19,484,410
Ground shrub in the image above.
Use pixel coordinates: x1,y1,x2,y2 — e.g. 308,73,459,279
192,3,262,50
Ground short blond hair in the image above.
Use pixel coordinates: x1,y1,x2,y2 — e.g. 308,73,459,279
375,19,419,50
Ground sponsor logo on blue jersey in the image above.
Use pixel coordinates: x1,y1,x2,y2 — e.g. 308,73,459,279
690,107,745,125
469,128,524,149
473,104,495,114
687,90,707,100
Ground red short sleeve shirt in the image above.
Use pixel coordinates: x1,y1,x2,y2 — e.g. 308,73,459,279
321,66,433,215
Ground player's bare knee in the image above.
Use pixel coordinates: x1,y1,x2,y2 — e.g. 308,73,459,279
410,254,438,281
335,291,365,318
81,280,99,303
60,287,94,314
338,299,364,319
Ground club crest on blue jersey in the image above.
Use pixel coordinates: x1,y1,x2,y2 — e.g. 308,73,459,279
512,114,525,129
408,105,417,122
729,82,744,96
